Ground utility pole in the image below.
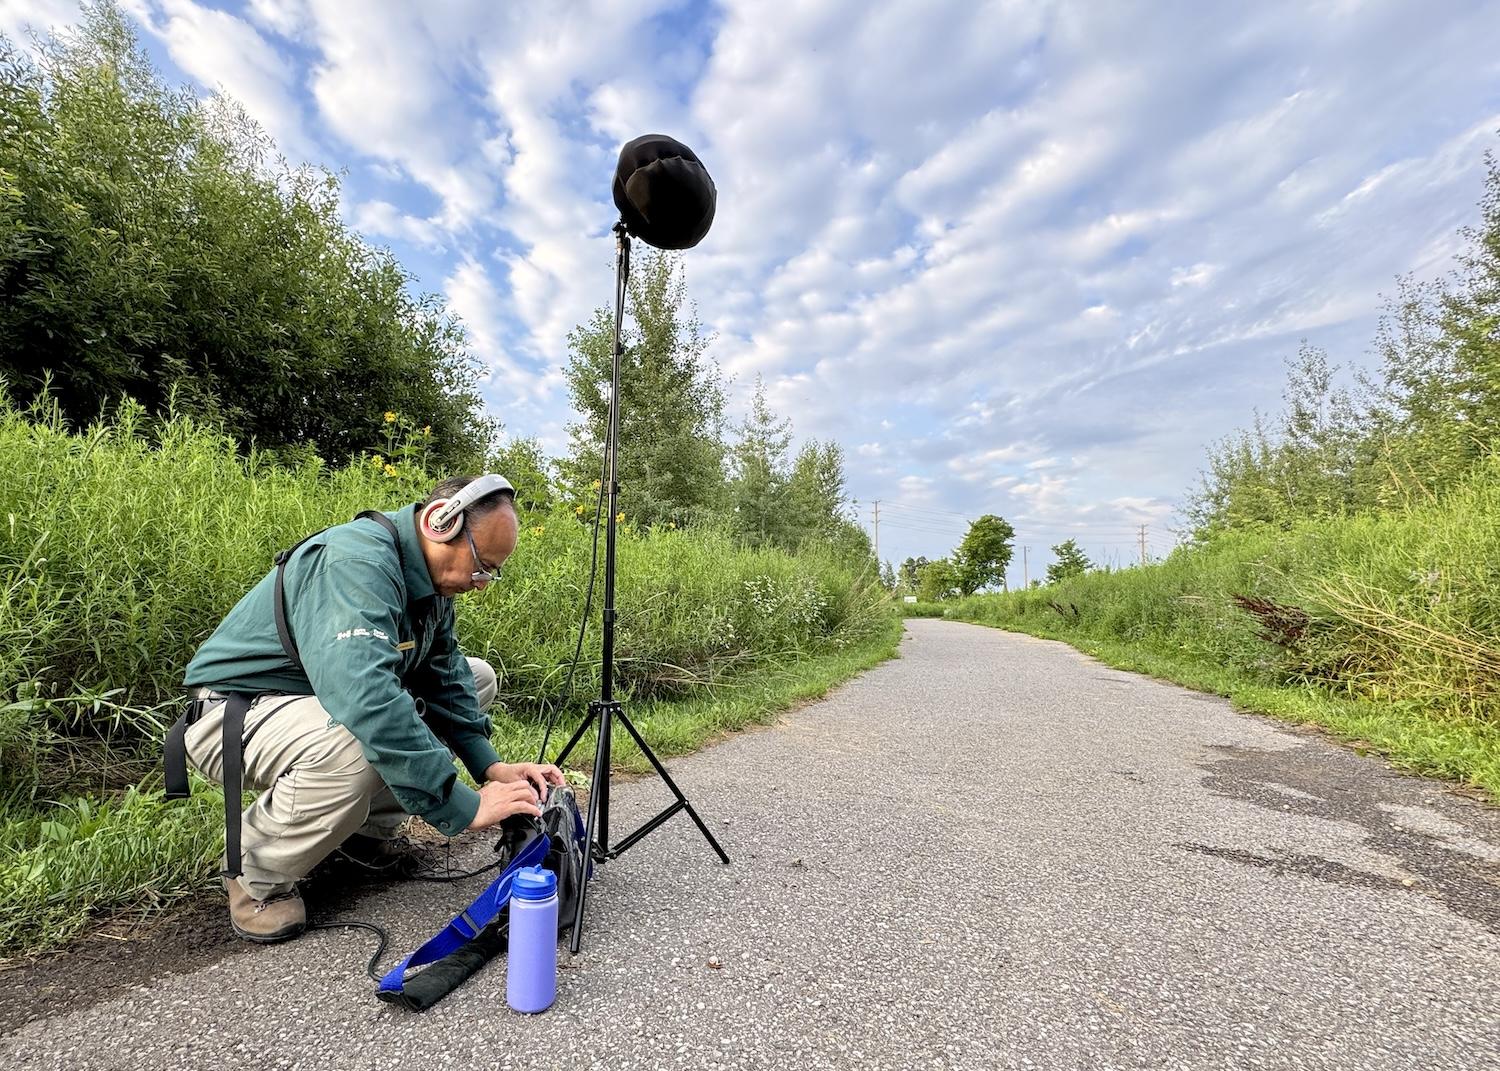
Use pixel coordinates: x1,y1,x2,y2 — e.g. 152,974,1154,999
1022,546,1029,588
1138,525,1148,566
872,500,880,563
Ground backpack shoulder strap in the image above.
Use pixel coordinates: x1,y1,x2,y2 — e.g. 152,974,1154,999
354,509,405,574
375,832,550,1002
273,529,326,671
274,510,406,671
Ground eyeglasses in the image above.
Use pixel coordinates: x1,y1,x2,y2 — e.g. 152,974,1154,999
463,526,500,586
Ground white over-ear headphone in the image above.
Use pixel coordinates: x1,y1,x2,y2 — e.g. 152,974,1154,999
417,474,515,543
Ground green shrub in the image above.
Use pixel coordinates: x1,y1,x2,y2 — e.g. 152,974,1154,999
0,783,223,953
0,393,888,801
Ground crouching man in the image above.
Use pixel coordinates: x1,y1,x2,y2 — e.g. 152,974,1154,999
171,474,563,943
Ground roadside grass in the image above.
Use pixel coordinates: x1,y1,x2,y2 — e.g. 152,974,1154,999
896,602,949,619
0,395,890,795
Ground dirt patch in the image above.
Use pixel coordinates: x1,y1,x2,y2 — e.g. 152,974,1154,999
0,851,435,1036
0,893,245,1036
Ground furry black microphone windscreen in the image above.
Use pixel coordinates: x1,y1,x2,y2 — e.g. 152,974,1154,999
612,134,716,250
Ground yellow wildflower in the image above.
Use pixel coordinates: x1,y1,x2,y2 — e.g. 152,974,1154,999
667,522,676,530
532,525,546,536
616,512,625,524
422,425,432,437
383,411,397,424
574,505,586,515
371,453,384,468
383,464,397,477
592,480,602,490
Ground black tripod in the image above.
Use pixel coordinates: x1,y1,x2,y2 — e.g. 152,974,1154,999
549,221,730,954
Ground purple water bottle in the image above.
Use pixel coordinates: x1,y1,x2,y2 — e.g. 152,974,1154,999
507,866,558,1013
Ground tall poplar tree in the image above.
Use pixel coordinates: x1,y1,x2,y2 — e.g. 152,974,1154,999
564,251,727,526
728,375,791,546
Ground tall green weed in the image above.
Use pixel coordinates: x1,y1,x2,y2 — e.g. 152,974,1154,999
0,395,888,802
949,455,1500,725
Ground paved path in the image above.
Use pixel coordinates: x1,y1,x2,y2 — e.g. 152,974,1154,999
4,619,1499,1070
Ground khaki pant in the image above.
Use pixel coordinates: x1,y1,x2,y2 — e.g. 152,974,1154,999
186,657,498,900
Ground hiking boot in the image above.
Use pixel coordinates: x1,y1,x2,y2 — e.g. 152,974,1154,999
225,879,306,944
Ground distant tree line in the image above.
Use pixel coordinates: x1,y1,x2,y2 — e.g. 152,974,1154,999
894,513,1019,600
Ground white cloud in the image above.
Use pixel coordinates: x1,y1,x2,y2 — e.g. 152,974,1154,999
349,200,445,252
245,0,310,41
1170,263,1218,288
443,257,557,405
897,474,935,500
0,0,80,41
124,0,319,163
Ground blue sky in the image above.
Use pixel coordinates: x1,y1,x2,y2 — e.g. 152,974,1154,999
5,0,1499,584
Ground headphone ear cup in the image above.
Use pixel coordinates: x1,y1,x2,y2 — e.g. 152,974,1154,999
419,499,464,543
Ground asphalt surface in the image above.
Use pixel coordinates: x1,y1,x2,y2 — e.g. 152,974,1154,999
4,619,1498,1070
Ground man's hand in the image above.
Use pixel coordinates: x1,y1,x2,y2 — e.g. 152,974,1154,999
483,761,566,801
467,779,543,830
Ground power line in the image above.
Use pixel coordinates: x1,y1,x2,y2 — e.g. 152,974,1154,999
879,522,969,537
878,502,972,520
877,516,968,530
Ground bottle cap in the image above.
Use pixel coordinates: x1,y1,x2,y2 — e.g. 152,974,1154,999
512,865,557,901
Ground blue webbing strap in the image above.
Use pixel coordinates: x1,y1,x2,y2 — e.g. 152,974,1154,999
376,832,550,995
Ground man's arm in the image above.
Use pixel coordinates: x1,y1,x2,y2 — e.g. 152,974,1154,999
408,602,565,799
404,598,503,782
289,553,481,837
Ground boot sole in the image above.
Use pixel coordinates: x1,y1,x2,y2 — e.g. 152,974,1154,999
230,918,307,944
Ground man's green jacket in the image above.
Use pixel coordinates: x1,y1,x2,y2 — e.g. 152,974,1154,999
183,504,500,835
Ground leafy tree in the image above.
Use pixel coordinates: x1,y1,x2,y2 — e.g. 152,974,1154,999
723,383,863,559
0,3,493,466
564,250,726,527
917,558,959,601
899,556,929,591
822,516,875,568
727,375,790,546
878,560,897,590
955,514,1015,594
1045,539,1092,584
800,444,868,567
1184,347,1382,535
1374,151,1500,492
785,439,850,543
489,435,555,516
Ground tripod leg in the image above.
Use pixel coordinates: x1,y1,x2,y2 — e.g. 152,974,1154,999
613,710,730,864
551,708,595,767
569,703,614,953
